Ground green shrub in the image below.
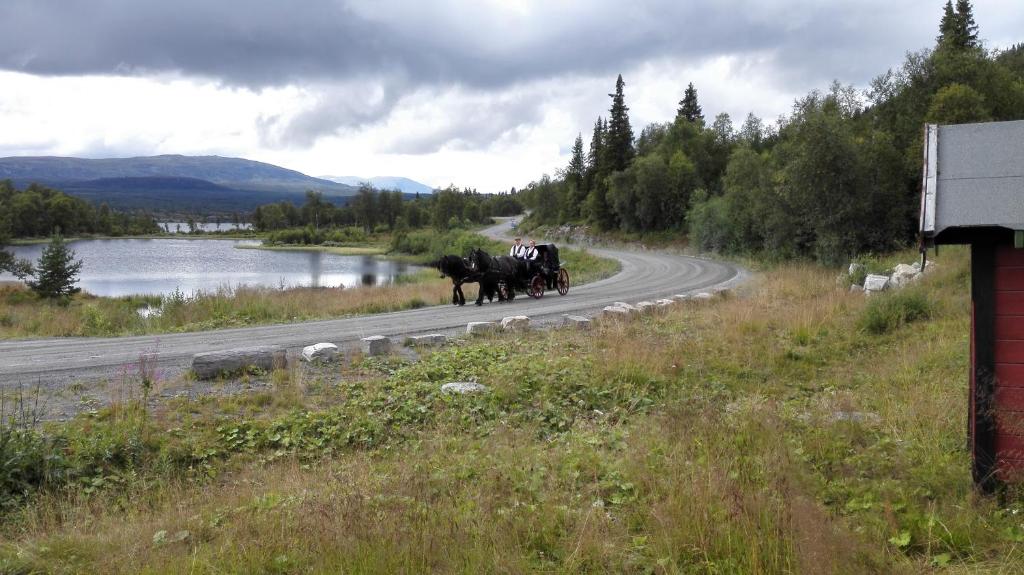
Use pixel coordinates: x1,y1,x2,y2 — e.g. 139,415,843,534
858,289,933,334
389,229,503,260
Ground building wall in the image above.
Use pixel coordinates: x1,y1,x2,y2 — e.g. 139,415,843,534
994,245,1024,479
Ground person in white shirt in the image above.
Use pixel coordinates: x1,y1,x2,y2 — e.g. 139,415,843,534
524,240,539,262
509,237,527,259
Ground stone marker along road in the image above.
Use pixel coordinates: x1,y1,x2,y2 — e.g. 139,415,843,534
0,219,744,388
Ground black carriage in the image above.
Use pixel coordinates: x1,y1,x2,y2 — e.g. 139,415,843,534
506,244,570,299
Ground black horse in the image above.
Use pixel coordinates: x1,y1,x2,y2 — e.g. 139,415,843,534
430,254,499,306
467,247,528,302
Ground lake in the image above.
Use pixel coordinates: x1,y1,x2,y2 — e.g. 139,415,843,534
0,239,419,298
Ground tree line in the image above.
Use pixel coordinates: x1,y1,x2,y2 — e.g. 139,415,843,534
252,183,522,235
0,180,161,239
519,0,1024,265
1,180,161,280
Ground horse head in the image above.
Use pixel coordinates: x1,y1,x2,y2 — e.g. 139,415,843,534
468,247,492,273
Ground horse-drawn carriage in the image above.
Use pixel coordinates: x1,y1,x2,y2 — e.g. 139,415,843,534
432,244,570,306
503,243,570,299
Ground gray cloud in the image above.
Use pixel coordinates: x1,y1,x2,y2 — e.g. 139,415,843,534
0,1,958,91
257,79,409,148
383,90,547,154
3,1,1018,154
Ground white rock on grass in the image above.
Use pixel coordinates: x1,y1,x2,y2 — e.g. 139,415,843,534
656,299,676,307
561,314,591,330
361,336,391,356
601,306,631,319
192,346,287,379
672,294,691,301
612,302,641,316
466,321,498,335
692,292,714,301
863,274,890,293
302,342,339,363
848,262,865,277
635,301,657,314
405,334,447,347
441,382,489,394
890,263,921,288
500,316,531,331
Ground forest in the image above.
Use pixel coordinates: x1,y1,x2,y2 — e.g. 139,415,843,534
518,1,1024,265
0,180,161,277
251,183,522,236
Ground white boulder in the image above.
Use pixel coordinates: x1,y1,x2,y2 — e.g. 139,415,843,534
500,316,531,331
360,336,391,356
612,302,641,316
405,334,447,347
863,274,890,293
890,264,921,288
301,343,339,363
636,301,657,314
466,321,498,335
192,346,287,379
561,314,591,330
601,306,631,319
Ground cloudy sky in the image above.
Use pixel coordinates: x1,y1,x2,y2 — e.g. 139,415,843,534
0,1,1021,192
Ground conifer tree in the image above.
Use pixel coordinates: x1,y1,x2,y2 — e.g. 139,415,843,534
587,117,606,174
605,75,635,172
27,232,83,299
564,133,588,218
938,0,979,50
567,133,586,190
677,82,704,124
954,0,979,49
937,0,956,45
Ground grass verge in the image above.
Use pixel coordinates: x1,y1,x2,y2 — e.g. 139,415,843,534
4,245,1021,573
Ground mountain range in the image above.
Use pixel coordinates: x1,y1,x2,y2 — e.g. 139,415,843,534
0,155,359,214
320,175,435,195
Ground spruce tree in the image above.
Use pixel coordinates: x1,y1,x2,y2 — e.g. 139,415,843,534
677,82,704,124
954,0,979,49
567,133,586,190
587,117,606,175
938,0,979,50
27,232,83,299
605,75,635,172
566,133,587,217
937,0,956,46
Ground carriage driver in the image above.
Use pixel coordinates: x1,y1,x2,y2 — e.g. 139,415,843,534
509,237,527,259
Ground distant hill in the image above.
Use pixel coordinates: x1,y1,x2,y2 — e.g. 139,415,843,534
321,175,435,195
55,176,304,213
0,155,359,214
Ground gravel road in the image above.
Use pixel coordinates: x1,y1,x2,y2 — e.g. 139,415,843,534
0,220,745,389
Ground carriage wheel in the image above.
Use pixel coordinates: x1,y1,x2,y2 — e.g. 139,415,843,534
557,268,570,295
528,275,545,299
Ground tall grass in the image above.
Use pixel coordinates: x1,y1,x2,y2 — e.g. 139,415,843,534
3,247,1001,573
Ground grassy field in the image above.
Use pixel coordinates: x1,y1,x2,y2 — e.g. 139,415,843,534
0,233,619,338
3,245,1021,573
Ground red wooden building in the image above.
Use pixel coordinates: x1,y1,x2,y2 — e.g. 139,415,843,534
920,120,1024,490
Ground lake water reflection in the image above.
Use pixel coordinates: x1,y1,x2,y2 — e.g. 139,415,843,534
0,239,419,297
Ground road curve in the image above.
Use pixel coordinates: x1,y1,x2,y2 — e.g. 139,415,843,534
0,220,745,388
